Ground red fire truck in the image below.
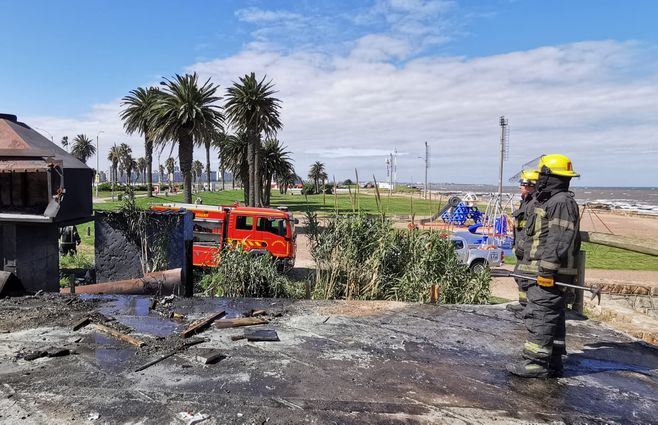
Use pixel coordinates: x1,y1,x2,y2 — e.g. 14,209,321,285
150,203,297,269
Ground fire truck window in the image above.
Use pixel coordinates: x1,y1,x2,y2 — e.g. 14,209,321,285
235,216,253,230
257,217,286,237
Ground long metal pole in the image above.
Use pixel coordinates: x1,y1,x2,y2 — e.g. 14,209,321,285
498,117,506,200
96,131,104,198
389,153,393,196
424,141,428,200
96,134,99,198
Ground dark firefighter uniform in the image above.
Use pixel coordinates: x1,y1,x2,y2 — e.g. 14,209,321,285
59,225,81,256
507,170,538,315
507,154,581,378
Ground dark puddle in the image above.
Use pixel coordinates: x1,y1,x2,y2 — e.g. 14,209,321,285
91,333,137,372
567,357,658,377
92,295,184,337
170,296,293,319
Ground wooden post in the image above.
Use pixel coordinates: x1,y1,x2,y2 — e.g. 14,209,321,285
181,211,194,297
573,250,586,314
429,284,440,303
182,240,193,297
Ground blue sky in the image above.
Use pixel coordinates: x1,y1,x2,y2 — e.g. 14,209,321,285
2,0,657,186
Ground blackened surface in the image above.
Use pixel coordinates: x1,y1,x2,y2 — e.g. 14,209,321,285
94,211,191,283
0,297,656,424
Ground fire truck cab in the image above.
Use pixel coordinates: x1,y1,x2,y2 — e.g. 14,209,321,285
150,203,297,269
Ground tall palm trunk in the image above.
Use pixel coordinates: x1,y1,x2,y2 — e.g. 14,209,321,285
239,161,249,204
111,165,115,192
205,140,211,191
264,171,273,206
219,149,225,191
253,134,261,207
145,138,153,197
179,133,194,204
246,132,256,206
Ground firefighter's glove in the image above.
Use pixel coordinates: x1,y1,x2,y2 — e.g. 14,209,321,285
537,275,555,288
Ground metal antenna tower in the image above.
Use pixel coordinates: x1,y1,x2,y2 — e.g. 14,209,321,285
393,147,398,190
424,141,430,199
498,116,509,199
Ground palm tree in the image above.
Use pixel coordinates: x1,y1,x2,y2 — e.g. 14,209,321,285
308,161,327,194
211,131,227,190
127,156,137,186
278,170,299,194
218,132,249,202
150,73,223,204
137,157,147,185
61,136,69,151
117,143,133,186
121,87,160,197
107,145,121,193
192,160,204,192
158,164,165,185
196,126,223,193
70,134,96,164
165,157,176,190
261,138,294,205
225,73,282,207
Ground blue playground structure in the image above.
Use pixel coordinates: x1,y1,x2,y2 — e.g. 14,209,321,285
440,202,483,226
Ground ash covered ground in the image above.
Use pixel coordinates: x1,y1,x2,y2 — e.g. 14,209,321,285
0,294,657,424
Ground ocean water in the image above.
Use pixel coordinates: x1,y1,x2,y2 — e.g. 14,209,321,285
426,183,658,215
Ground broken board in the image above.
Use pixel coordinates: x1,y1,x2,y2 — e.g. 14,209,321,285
214,317,268,329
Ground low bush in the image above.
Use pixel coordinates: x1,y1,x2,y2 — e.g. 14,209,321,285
199,249,303,298
308,213,490,304
60,253,94,269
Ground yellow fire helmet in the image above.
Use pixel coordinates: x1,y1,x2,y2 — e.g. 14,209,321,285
519,169,539,185
508,157,541,184
536,154,580,177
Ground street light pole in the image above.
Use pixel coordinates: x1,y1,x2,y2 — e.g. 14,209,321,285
96,131,104,198
34,127,54,143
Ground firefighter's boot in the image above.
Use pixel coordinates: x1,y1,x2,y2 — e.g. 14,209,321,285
549,354,564,376
549,340,566,376
505,291,527,318
506,359,551,378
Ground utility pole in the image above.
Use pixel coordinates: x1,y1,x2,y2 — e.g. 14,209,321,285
34,127,53,143
96,131,104,198
424,141,429,199
498,117,509,200
393,147,398,192
389,153,394,196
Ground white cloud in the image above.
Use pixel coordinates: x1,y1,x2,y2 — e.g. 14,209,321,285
235,7,306,24
349,34,412,62
21,3,658,187
185,39,658,186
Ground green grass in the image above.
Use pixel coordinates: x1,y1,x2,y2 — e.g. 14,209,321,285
581,242,658,271
503,242,658,271
93,189,452,217
60,220,95,269
284,191,460,216
92,190,658,272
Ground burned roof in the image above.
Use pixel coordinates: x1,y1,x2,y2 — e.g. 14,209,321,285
0,114,90,169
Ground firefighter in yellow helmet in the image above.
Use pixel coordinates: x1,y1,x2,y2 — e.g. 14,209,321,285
507,154,581,378
506,169,539,317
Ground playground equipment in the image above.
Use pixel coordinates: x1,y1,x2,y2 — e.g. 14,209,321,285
440,200,483,226
468,192,515,251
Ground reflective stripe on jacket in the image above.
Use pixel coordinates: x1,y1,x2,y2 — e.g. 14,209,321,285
517,191,580,276
512,194,535,260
